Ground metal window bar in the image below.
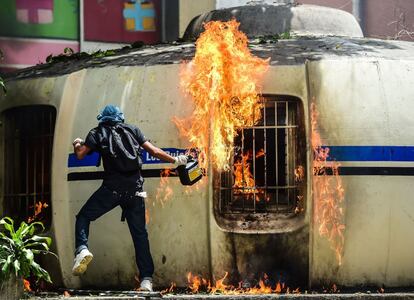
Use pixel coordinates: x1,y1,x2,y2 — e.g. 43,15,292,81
3,106,56,227
286,101,289,208
219,97,300,215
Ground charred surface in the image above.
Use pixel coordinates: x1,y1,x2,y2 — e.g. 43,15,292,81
3,37,413,82
215,227,309,288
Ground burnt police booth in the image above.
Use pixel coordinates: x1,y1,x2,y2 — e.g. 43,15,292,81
1,2,414,290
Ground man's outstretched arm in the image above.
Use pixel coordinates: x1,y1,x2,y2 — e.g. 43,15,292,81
73,138,91,160
142,141,187,165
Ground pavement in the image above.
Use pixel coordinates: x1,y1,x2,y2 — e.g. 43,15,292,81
26,291,414,300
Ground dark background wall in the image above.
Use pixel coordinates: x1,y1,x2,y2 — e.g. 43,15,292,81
297,0,414,40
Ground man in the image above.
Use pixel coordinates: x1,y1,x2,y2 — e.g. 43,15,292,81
72,105,187,292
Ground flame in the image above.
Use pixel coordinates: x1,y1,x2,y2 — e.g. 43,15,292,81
63,290,71,297
161,282,176,295
209,272,229,294
295,195,305,214
294,165,305,182
311,102,345,265
184,272,294,295
155,169,174,206
233,152,255,190
255,148,265,159
145,208,150,225
168,282,177,293
176,20,269,171
28,201,48,223
187,272,209,293
233,151,270,202
232,151,266,202
23,279,31,292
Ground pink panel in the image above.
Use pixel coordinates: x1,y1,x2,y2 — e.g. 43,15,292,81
15,0,54,24
16,9,29,23
38,9,53,24
0,38,79,66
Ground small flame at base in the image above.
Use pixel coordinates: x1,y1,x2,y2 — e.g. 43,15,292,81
23,279,31,292
27,201,48,223
185,272,297,295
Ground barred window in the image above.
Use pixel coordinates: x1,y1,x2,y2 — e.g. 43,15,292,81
217,95,306,221
3,106,56,228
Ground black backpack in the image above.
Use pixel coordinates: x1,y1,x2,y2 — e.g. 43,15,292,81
98,123,143,172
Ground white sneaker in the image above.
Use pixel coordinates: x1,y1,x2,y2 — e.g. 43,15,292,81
72,249,93,276
139,277,153,292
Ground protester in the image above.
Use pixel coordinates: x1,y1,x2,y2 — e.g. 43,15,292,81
71,104,187,292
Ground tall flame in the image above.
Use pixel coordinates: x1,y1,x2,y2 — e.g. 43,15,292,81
176,20,269,171
311,102,345,265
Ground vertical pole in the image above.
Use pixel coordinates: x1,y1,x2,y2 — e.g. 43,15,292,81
275,102,279,211
79,0,84,52
285,101,289,209
352,0,365,35
161,0,166,42
264,100,267,210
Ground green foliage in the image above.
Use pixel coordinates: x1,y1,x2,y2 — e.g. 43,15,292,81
256,32,294,44
46,47,118,64
45,41,145,64
279,31,292,40
0,217,57,283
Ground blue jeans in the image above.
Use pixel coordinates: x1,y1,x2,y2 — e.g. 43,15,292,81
75,184,154,279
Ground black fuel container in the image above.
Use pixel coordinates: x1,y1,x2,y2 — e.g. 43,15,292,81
176,157,203,186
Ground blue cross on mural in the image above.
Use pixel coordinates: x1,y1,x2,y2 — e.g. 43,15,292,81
123,0,156,32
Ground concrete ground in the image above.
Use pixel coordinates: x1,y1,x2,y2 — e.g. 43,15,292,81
27,291,414,300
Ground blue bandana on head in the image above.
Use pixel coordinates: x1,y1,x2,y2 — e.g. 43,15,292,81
97,105,125,125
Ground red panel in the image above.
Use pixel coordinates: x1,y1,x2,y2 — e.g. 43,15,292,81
84,0,161,44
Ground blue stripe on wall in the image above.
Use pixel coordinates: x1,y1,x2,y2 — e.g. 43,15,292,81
68,152,100,167
142,148,187,164
68,146,414,168
325,146,414,162
68,148,187,168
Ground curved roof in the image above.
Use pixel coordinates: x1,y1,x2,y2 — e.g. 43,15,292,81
183,4,363,40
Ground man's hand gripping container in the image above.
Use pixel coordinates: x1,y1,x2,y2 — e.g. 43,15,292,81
176,156,203,186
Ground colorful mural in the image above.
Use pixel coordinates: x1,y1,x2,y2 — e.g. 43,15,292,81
84,0,161,44
123,1,156,32
0,0,166,72
16,0,54,24
0,0,78,39
0,0,79,72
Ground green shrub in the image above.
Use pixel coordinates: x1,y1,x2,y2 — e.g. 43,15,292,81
0,217,56,283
